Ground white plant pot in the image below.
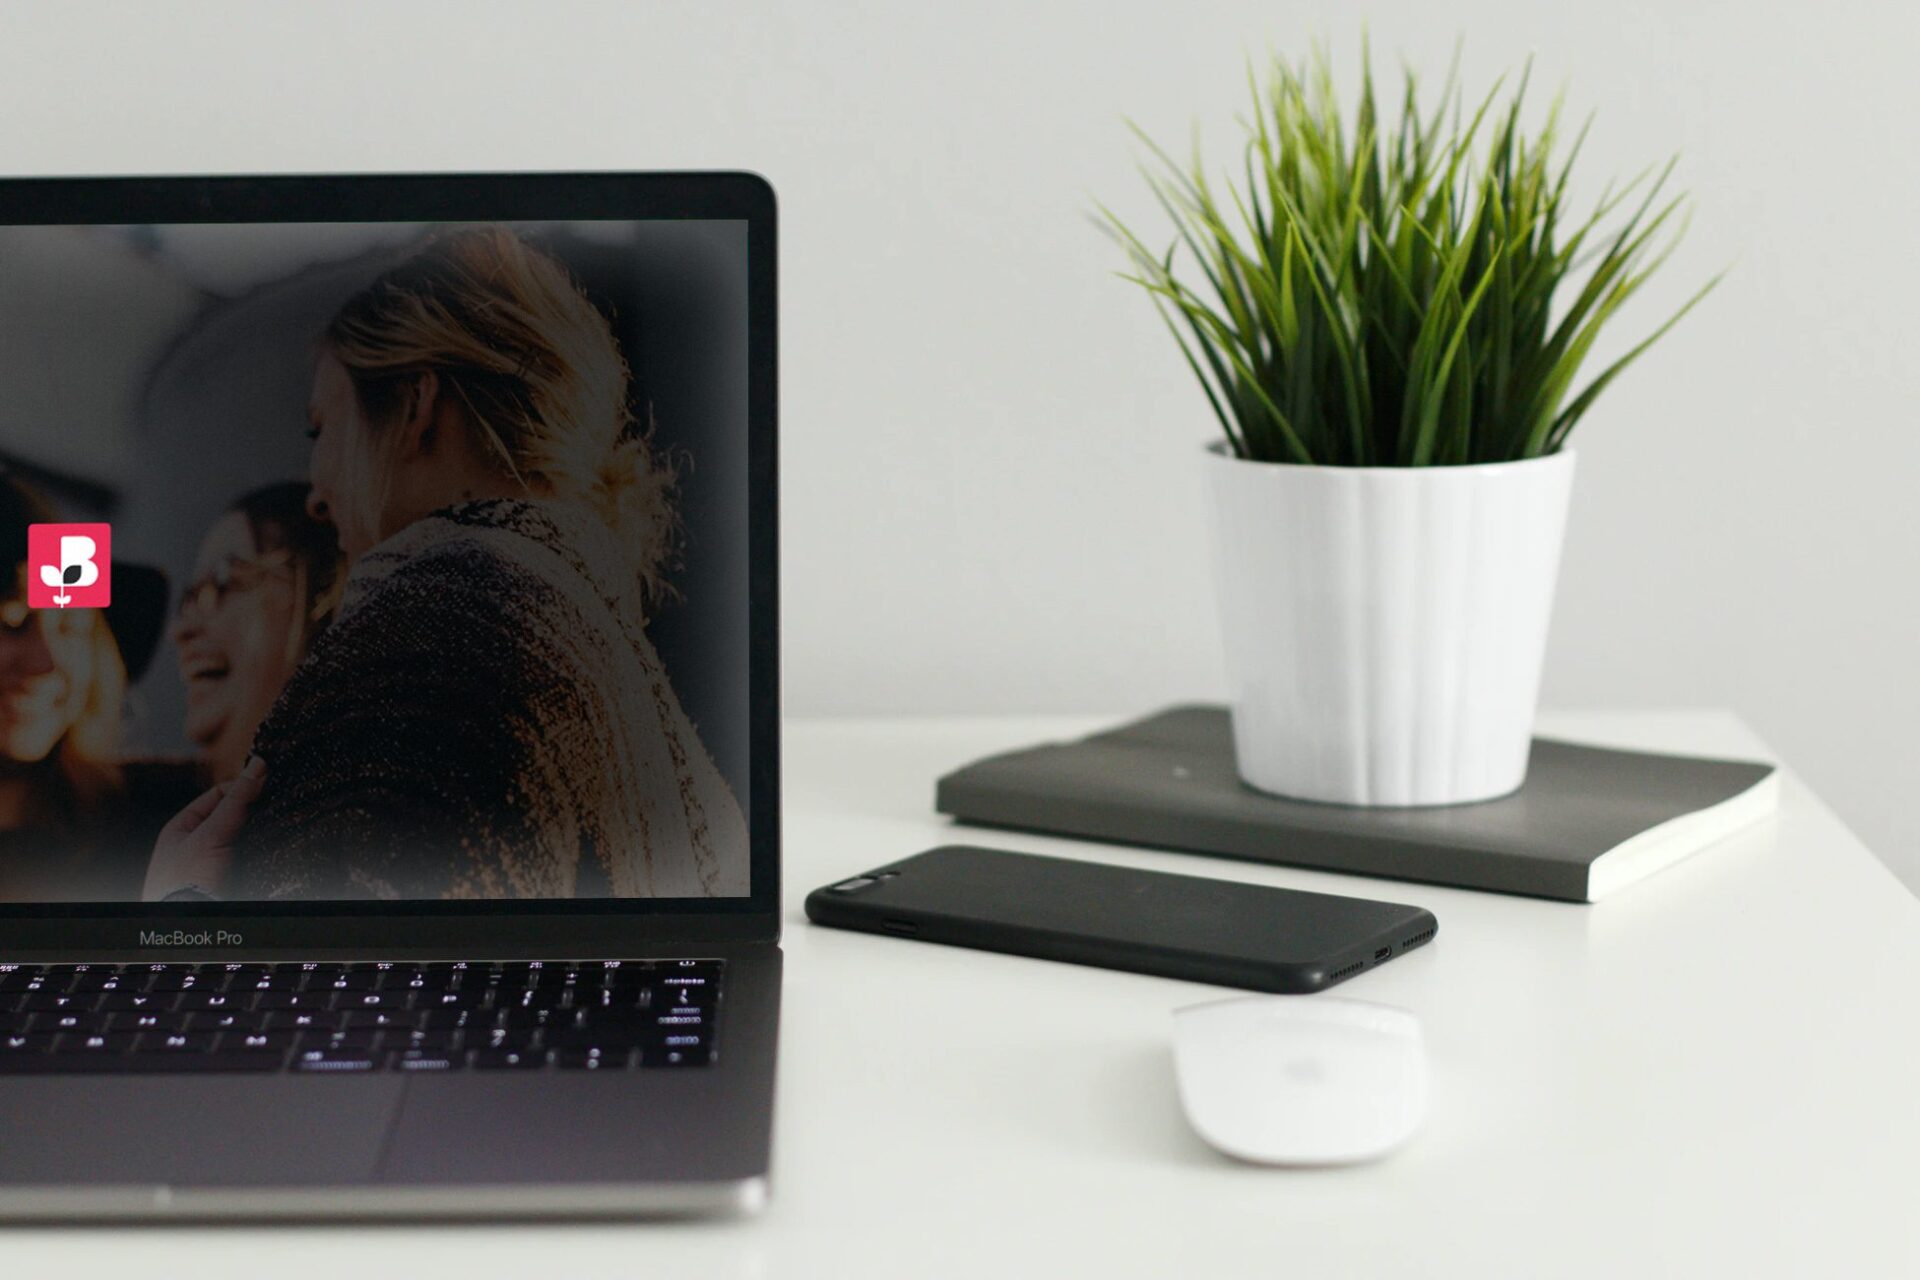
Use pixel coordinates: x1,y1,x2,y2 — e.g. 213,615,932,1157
1204,444,1577,807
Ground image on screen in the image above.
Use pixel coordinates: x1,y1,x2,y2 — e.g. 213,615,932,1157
0,218,750,904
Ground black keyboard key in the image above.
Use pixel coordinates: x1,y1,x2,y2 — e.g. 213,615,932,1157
292,1048,380,1073
418,990,490,1012
223,1031,295,1053
1,1032,56,1053
498,962,569,986
175,991,247,1013
262,1010,336,1033
70,970,135,993
574,986,618,1011
651,1013,710,1037
657,1032,707,1050
253,991,332,1012
189,1011,268,1033
396,971,453,994
581,984,654,1012
109,1011,191,1034
550,1028,643,1053
502,985,573,1009
660,992,715,1018
559,1007,639,1031
121,1052,285,1074
644,1044,712,1068
20,992,98,1013
334,990,409,1012
146,974,216,993
591,960,647,977
554,1048,632,1070
659,960,723,982
295,1028,382,1051
238,970,303,992
471,1048,545,1070
315,972,380,993
388,1028,459,1053
205,965,261,986
391,1049,463,1072
413,1008,480,1031
98,992,172,1013
144,1032,219,1053
60,1031,141,1053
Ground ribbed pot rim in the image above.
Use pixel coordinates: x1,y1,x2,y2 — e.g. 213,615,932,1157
1203,439,1575,478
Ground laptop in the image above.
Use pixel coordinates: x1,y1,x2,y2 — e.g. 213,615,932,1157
0,172,781,1219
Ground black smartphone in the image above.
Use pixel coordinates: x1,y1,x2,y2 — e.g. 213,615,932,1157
804,845,1437,993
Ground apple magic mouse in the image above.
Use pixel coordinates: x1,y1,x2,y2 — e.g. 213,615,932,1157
1173,995,1426,1165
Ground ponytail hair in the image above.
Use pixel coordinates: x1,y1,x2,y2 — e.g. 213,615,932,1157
324,226,680,604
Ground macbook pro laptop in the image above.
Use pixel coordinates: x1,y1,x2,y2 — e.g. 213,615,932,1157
0,172,780,1219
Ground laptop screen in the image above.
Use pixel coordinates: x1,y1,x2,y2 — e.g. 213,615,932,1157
0,218,752,906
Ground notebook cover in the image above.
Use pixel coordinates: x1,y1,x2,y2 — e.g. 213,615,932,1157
933,705,1778,903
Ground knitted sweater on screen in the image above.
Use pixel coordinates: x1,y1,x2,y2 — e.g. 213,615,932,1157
228,498,748,901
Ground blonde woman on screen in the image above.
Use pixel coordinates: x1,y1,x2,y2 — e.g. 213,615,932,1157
144,227,749,902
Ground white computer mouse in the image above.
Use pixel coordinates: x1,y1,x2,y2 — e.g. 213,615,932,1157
1172,995,1426,1165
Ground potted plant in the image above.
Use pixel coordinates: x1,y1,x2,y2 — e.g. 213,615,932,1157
1104,48,1718,806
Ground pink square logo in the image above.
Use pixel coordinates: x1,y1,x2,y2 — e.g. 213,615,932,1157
26,523,112,610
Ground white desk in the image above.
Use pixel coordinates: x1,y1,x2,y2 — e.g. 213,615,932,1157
15,711,1920,1278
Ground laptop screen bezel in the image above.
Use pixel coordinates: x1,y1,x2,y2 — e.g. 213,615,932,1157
0,171,780,955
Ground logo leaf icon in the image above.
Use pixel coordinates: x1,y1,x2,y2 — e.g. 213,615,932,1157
62,564,84,585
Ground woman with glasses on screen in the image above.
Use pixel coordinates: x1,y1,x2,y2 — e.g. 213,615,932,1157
142,226,748,902
168,484,341,787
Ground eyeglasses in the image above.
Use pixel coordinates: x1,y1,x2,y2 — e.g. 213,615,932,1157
176,553,294,620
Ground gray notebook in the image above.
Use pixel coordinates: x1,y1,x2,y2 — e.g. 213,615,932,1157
934,705,1780,903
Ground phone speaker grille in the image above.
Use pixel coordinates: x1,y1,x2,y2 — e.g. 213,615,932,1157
1401,927,1436,949
1328,961,1366,983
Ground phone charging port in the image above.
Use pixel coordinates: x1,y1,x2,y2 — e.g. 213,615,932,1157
882,919,920,936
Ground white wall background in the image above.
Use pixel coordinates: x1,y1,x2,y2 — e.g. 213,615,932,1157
2,0,1916,895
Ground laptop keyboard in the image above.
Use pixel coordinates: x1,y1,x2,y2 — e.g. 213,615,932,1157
0,960,721,1075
